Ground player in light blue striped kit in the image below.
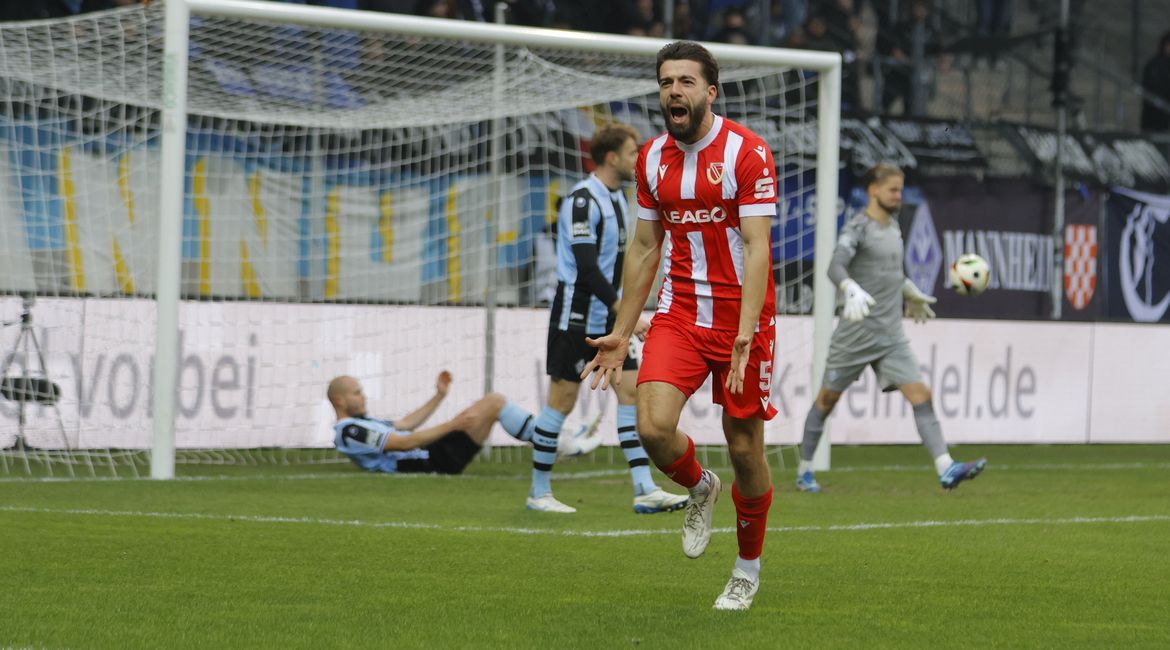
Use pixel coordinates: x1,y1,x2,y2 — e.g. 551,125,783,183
329,372,537,475
528,122,687,514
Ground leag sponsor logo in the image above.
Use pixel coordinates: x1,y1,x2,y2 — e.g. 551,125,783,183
664,206,727,224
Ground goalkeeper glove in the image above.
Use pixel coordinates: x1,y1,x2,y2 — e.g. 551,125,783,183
839,278,875,322
902,278,937,323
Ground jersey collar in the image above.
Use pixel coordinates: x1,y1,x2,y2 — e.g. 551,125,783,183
588,172,620,194
673,114,723,154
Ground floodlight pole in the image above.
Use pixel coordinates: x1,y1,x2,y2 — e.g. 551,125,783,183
152,0,191,479
1051,0,1070,320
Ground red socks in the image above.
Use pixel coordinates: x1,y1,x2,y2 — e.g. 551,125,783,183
659,438,773,561
658,436,703,489
731,482,773,561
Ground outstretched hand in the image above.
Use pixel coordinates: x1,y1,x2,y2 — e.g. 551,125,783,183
904,300,936,324
435,370,452,397
902,279,938,324
581,332,630,391
724,333,752,394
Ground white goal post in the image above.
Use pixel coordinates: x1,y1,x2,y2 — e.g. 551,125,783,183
147,0,842,479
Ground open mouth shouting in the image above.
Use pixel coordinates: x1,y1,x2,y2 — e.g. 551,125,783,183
665,100,706,142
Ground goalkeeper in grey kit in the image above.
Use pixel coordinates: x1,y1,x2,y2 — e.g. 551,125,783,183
796,162,986,492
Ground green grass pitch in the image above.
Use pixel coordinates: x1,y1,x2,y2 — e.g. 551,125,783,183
1,444,1168,649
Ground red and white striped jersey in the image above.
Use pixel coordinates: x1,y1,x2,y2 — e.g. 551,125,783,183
636,115,777,331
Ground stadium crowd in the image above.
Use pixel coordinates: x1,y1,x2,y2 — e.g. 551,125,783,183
0,0,1024,116
3,0,1166,126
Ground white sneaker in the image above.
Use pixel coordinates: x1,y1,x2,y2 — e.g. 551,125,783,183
713,567,759,610
682,470,721,558
556,414,603,459
633,488,688,514
526,493,577,513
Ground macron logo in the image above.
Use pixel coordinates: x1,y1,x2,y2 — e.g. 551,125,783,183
659,164,669,180
739,519,750,528
754,145,767,162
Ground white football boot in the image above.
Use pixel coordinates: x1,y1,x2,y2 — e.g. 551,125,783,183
713,567,759,610
525,493,577,513
633,488,688,514
681,469,721,558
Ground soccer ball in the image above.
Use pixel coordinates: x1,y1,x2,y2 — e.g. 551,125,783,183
556,413,603,459
949,253,990,296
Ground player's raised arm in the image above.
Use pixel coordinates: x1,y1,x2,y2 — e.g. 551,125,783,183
392,370,450,431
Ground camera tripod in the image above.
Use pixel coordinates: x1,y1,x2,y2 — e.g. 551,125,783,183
0,293,74,476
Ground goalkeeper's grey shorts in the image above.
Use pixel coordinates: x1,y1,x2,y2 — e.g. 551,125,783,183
822,338,923,393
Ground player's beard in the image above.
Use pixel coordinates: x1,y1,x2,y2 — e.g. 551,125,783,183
664,99,709,143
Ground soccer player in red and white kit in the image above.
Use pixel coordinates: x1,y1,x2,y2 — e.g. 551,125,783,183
581,41,778,610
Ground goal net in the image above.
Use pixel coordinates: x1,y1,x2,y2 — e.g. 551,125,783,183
0,0,840,477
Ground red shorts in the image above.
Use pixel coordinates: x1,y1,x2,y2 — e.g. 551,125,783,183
637,315,779,420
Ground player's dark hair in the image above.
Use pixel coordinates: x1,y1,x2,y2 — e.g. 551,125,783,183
656,41,719,88
861,162,904,190
590,123,639,166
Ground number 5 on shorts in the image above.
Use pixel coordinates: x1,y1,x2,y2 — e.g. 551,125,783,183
758,359,772,392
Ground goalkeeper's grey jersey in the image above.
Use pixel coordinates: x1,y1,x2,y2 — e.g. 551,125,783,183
829,212,907,354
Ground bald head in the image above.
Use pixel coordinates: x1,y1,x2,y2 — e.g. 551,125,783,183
328,375,366,419
327,375,355,404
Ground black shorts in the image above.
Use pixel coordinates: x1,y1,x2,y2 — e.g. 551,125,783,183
546,328,637,382
395,431,481,475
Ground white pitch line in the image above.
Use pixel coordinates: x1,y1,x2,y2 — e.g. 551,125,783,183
1,505,1167,538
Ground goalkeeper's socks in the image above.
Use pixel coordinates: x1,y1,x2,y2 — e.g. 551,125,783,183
934,453,955,476
497,400,535,442
801,404,825,462
529,406,564,498
616,404,655,495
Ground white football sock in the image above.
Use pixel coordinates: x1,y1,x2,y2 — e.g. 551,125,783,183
735,556,761,582
798,460,814,475
688,471,710,498
934,453,955,476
